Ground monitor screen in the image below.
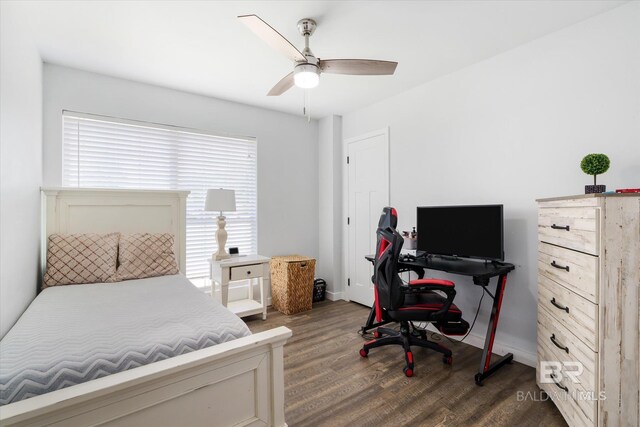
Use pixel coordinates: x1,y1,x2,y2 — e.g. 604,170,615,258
416,205,504,261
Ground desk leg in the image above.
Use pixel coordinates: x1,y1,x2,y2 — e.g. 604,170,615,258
360,304,393,334
475,273,513,386
362,305,376,333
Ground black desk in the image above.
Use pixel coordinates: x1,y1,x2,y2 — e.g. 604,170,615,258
362,254,515,386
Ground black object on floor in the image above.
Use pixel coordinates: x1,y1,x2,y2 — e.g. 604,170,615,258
313,278,327,302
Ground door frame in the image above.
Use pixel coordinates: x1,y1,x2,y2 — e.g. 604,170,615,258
343,127,390,303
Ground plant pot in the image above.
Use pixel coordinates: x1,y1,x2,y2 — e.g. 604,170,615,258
585,184,606,194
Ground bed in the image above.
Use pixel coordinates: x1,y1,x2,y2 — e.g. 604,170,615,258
0,188,291,426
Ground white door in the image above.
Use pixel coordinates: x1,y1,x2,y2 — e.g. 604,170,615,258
347,129,389,307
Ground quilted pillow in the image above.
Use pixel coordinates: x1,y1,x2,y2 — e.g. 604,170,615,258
116,233,179,281
43,233,119,288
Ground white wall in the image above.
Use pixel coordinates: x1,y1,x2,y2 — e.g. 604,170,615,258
317,115,343,299
0,3,43,337
43,64,319,265
342,2,640,364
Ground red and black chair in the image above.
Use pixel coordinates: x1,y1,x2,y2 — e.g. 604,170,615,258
359,207,470,377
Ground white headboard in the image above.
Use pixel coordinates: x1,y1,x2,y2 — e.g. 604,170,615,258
41,188,190,274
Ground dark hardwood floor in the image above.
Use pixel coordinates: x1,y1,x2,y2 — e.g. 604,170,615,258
245,300,566,427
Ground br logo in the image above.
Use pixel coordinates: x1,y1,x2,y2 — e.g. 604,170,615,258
539,361,584,384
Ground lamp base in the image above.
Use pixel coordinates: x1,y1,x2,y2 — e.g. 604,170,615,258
214,214,230,261
213,252,230,261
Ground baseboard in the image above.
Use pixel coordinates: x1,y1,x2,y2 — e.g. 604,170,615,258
321,295,536,366
463,331,536,368
420,323,536,367
311,291,537,370
326,291,344,301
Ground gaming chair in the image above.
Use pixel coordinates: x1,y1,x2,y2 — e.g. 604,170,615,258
359,207,470,377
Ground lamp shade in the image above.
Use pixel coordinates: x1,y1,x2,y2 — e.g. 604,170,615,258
205,188,236,212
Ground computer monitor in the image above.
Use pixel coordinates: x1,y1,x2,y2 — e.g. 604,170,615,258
416,204,504,261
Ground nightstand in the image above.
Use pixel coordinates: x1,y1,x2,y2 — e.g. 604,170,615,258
209,255,271,320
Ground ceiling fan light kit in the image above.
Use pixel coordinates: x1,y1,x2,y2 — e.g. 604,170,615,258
294,63,320,89
238,14,398,98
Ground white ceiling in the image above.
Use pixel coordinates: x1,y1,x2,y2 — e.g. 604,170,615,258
21,0,625,118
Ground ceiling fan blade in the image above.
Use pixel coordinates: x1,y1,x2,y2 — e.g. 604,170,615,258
319,59,398,75
238,14,306,63
267,72,295,96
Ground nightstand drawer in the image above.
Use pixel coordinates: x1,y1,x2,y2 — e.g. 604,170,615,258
538,242,598,303
538,207,599,255
230,264,262,281
538,273,597,351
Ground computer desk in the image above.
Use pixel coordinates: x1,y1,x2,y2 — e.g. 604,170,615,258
362,254,515,386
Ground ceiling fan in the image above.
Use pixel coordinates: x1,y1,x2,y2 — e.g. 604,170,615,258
238,15,398,96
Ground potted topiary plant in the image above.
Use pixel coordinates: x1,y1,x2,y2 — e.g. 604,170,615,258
580,153,610,194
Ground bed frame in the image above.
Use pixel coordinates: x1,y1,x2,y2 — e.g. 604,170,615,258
0,188,292,427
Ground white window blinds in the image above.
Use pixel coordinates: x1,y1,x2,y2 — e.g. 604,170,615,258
62,112,258,280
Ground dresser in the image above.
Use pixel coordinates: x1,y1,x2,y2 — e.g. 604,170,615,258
536,194,639,427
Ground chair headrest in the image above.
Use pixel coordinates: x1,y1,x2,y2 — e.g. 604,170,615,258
378,207,398,230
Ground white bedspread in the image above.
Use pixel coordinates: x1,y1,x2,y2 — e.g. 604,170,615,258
0,274,251,405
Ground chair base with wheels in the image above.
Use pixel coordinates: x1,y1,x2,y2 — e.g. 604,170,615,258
359,286,470,377
359,318,469,377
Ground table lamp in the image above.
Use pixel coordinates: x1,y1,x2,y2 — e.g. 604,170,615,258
205,188,236,260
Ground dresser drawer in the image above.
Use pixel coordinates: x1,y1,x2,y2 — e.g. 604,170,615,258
538,306,597,394
538,339,596,427
538,207,599,255
538,307,598,426
230,264,262,281
538,273,598,351
538,242,598,303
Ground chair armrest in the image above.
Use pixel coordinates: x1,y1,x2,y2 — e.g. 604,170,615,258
408,279,454,287
401,279,457,318
403,279,455,294
406,279,456,295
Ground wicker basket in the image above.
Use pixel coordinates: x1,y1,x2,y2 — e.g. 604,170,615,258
271,255,316,315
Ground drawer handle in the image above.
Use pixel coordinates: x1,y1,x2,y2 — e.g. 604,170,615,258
551,223,570,231
550,261,570,272
550,334,569,354
550,298,569,313
246,271,251,275
553,376,569,392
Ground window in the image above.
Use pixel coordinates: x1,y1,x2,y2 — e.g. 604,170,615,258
62,112,257,284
